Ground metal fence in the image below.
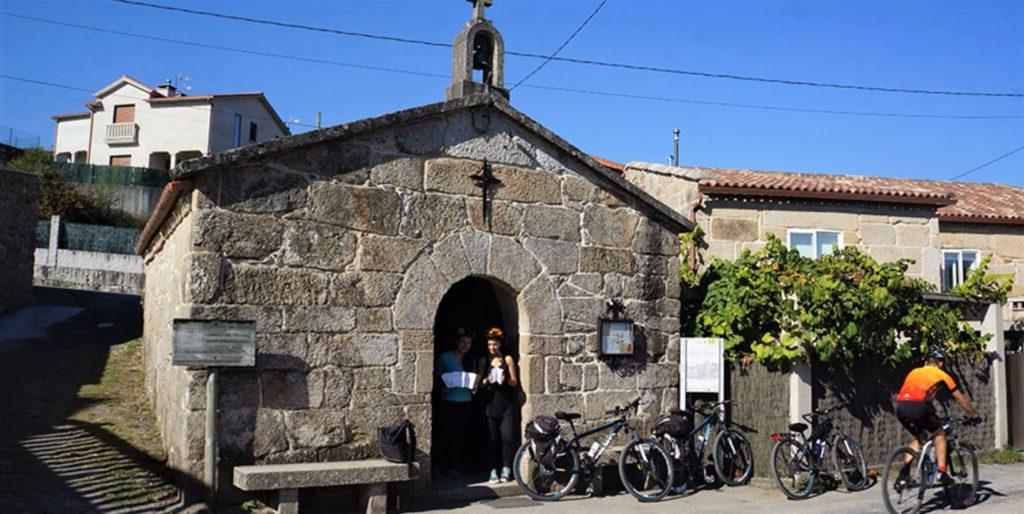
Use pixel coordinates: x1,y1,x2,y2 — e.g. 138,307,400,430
50,161,171,188
1,125,42,149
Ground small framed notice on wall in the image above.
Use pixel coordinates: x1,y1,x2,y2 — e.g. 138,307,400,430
599,319,635,356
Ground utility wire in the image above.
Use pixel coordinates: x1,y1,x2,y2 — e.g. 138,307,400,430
110,0,1024,98
949,145,1024,180
510,0,608,91
4,13,1021,122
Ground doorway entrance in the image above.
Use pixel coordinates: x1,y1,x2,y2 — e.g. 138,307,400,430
431,276,520,481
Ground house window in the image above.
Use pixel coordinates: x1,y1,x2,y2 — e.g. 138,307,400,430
787,229,842,259
941,250,979,291
249,122,258,143
232,114,242,148
109,155,132,167
113,104,135,124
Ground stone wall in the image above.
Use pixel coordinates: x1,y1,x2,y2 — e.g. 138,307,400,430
143,106,684,496
141,191,204,480
0,168,39,315
694,198,1023,329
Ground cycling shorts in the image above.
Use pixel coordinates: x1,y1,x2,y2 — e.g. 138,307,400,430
895,401,942,436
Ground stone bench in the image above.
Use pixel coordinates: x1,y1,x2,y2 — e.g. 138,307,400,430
233,459,414,514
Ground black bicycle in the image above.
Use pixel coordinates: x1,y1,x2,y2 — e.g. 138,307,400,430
769,402,868,499
881,415,980,514
513,397,675,502
654,399,755,494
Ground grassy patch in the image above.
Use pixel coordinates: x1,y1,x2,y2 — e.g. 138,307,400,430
980,447,1024,465
68,338,165,461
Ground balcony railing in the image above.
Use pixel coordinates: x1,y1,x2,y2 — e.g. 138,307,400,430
105,122,138,144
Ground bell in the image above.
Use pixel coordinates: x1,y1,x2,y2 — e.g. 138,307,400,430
473,49,491,71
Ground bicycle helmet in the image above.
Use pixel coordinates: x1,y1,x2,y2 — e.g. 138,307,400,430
926,348,948,362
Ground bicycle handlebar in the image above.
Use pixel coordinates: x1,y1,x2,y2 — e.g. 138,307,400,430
604,396,641,416
800,401,849,422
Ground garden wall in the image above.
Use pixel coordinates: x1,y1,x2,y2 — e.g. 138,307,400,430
0,167,40,314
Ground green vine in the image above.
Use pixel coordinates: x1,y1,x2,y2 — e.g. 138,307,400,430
682,232,1013,368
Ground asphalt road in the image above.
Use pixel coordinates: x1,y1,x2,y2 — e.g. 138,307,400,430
417,464,1024,514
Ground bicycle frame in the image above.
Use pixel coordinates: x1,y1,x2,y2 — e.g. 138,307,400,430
563,416,633,464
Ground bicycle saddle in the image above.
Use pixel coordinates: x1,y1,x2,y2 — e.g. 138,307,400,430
788,422,808,432
555,411,581,421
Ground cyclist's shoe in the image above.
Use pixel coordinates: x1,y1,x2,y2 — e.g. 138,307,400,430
500,466,512,483
489,469,500,484
894,464,912,492
937,471,956,486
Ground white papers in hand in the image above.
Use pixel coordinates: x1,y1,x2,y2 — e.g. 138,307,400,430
489,367,504,385
442,372,478,389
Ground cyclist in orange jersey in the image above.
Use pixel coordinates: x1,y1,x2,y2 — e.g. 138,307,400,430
894,349,980,485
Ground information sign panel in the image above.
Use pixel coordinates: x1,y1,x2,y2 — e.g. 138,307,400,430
172,319,256,367
679,337,725,411
600,320,634,355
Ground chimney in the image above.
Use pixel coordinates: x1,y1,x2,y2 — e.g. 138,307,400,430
156,79,179,97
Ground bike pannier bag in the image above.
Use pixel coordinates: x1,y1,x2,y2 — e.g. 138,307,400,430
525,415,560,467
654,410,693,439
379,419,417,464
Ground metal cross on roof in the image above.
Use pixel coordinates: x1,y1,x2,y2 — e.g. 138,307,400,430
469,160,502,231
468,0,493,20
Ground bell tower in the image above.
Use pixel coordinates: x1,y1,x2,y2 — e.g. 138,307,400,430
446,0,508,100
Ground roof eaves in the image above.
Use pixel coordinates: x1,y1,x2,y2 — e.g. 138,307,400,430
699,183,957,206
51,111,91,120
94,74,154,98
937,213,1024,226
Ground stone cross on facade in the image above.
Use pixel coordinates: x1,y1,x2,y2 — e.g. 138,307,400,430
469,160,502,231
469,0,492,20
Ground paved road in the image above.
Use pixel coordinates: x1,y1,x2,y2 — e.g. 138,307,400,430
416,464,1024,514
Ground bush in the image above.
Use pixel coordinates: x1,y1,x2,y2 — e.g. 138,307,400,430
8,148,147,229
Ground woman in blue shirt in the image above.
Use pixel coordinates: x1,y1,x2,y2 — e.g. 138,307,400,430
435,327,475,480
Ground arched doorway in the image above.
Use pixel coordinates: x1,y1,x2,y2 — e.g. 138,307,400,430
431,276,520,482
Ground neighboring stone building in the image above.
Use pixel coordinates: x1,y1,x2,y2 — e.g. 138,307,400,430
619,160,1022,466
0,168,40,315
621,161,1024,336
136,6,690,500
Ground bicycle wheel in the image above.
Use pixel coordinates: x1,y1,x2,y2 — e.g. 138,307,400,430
831,434,868,492
770,438,815,500
512,440,580,501
712,429,754,486
944,441,978,509
618,437,675,502
881,446,922,514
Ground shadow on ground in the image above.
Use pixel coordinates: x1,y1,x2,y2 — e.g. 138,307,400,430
0,287,201,513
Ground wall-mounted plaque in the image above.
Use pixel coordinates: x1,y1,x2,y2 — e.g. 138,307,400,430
599,319,635,356
172,319,256,367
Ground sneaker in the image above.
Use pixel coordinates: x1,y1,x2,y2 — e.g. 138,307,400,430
489,469,500,484
937,471,955,486
500,466,512,483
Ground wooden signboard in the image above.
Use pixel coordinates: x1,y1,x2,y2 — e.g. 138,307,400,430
172,319,256,368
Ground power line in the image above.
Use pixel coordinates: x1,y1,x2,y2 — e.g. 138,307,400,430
949,144,1024,180
4,13,1021,122
510,0,608,91
110,0,1024,98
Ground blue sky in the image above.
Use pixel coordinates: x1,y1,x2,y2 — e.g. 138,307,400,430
2,0,1022,186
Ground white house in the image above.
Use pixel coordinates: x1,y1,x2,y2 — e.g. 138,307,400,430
51,75,290,170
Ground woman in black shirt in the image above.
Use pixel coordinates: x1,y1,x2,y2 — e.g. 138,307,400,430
477,327,520,483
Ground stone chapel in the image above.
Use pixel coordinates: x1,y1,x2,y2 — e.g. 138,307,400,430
136,1,690,502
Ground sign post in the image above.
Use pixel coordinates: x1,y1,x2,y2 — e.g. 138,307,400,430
172,319,256,500
679,338,725,413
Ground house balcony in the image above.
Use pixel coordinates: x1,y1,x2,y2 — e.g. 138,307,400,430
105,123,138,144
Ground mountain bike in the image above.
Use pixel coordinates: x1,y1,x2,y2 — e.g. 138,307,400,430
513,397,675,502
654,399,755,494
769,402,868,499
881,415,980,514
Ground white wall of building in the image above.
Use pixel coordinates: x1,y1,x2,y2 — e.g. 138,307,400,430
53,117,90,158
209,96,288,154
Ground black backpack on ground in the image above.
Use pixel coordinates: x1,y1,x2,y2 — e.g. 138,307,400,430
379,420,417,464
524,415,561,468
654,410,693,440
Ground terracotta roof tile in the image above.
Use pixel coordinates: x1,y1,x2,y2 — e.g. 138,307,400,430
694,167,1023,225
